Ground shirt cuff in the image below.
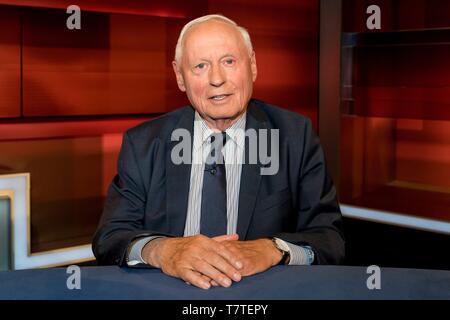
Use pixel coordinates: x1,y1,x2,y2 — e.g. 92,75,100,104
127,236,164,266
276,238,315,265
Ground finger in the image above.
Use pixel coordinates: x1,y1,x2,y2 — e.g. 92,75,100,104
182,269,211,290
194,235,242,270
212,234,239,242
210,241,243,270
188,260,222,288
221,243,247,274
222,241,245,260
192,259,234,288
192,270,213,286
185,271,212,287
200,251,242,283
211,280,219,286
208,253,242,282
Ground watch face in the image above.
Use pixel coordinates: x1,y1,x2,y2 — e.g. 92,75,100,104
274,238,290,252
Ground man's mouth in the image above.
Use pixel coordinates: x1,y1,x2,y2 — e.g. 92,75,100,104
209,94,232,101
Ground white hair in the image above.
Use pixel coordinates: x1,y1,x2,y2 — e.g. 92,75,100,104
174,14,253,64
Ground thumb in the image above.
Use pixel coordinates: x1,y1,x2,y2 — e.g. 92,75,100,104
212,233,239,242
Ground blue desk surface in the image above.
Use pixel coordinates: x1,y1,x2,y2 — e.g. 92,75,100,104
0,265,449,300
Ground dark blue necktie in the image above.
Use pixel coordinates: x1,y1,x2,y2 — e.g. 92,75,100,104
200,132,228,237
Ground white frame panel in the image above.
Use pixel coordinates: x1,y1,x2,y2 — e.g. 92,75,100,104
341,204,450,235
0,173,94,270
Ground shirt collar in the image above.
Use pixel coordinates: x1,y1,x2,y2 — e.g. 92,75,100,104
193,111,246,151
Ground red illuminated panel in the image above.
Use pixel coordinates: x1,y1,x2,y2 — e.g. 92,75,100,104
22,9,179,116
0,117,150,141
0,0,207,18
342,0,450,32
340,115,450,222
351,41,450,121
0,6,21,118
20,1,319,123
340,0,450,223
208,0,319,127
396,119,450,189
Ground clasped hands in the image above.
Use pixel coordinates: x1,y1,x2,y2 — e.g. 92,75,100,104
141,234,283,290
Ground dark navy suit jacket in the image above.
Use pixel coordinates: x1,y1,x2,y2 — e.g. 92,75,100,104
93,99,345,266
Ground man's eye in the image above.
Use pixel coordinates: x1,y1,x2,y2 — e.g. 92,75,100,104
196,63,206,69
224,59,235,65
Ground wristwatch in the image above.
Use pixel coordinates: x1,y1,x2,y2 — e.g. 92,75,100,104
271,237,291,265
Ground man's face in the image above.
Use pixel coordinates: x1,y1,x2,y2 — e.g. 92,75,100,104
173,20,257,127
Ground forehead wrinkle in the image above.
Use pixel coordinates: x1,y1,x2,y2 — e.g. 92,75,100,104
184,43,246,68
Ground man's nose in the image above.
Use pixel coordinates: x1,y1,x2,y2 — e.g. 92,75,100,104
209,64,226,87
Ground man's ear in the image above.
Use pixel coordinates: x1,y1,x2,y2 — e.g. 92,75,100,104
172,61,186,92
250,51,257,82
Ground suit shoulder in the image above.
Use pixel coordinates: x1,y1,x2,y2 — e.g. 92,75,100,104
125,106,192,142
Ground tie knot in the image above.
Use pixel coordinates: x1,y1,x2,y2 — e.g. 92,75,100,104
206,132,227,166
210,132,228,154
210,132,227,146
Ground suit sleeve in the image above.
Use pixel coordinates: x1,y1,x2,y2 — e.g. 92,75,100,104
92,132,173,266
274,118,345,265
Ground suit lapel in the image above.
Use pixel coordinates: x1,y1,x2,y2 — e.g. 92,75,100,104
236,101,267,240
166,107,195,236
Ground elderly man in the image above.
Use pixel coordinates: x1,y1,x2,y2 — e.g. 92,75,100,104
93,14,344,290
